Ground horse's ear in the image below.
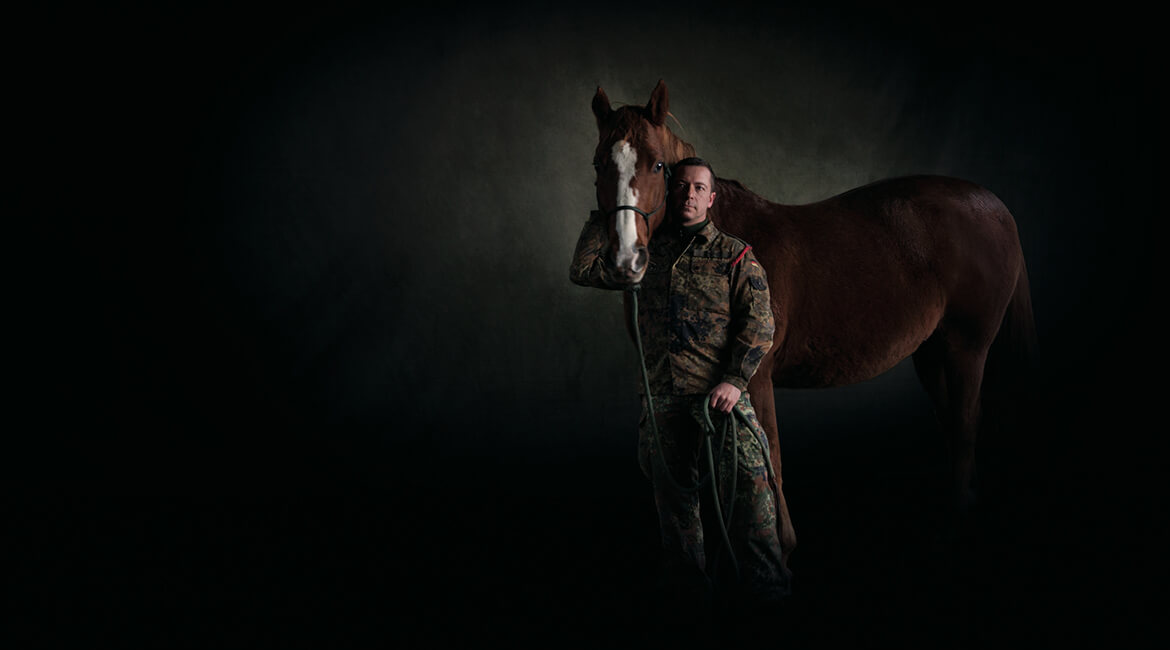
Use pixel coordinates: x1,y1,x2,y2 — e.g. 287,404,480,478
592,86,612,127
645,79,669,126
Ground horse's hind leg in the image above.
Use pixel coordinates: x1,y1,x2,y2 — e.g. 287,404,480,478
912,334,949,428
914,334,990,510
945,345,990,509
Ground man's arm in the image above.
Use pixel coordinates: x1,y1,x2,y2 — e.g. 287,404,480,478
721,246,776,392
569,211,623,289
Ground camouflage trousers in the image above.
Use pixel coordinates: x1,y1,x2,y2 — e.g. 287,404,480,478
638,392,791,606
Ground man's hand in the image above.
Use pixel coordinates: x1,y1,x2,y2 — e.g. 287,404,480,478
708,382,741,414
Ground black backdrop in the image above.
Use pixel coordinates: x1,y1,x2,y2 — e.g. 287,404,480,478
17,2,1160,646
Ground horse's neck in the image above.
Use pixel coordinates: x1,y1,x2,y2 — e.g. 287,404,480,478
711,178,786,234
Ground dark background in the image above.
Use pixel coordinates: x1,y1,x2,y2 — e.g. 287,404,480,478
16,1,1160,646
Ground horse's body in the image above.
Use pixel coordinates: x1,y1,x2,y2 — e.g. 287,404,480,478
588,81,1037,571
715,174,1031,389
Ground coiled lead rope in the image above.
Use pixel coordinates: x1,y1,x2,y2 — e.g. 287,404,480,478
627,285,743,582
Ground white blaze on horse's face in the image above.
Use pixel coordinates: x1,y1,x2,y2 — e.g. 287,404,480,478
611,140,644,278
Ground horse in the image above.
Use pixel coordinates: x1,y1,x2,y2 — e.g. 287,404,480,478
585,79,1037,572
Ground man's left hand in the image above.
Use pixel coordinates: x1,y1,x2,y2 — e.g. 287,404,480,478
708,382,741,414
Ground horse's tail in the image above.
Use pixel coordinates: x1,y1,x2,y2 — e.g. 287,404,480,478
982,257,1039,433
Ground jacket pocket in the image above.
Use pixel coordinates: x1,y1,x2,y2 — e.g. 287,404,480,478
688,257,731,315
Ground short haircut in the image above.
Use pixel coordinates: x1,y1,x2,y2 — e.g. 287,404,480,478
671,157,716,185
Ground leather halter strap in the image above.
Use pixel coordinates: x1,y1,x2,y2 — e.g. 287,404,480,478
603,166,671,230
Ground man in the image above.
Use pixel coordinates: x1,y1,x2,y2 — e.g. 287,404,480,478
569,157,790,615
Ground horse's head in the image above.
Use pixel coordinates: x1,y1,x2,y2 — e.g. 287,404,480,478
591,79,687,285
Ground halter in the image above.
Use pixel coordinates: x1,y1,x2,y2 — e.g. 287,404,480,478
603,164,671,232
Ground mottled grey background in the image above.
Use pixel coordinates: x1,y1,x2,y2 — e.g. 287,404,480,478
110,2,1153,486
26,2,1159,643
42,1,1158,489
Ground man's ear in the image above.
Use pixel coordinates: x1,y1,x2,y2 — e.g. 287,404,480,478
645,79,668,126
592,86,612,128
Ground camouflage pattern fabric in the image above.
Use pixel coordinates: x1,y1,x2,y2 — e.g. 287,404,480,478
637,392,791,604
570,211,788,604
568,210,627,289
570,211,776,398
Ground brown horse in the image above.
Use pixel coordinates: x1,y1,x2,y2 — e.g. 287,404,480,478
587,80,1037,571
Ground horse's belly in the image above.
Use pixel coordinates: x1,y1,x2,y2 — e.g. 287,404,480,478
751,174,1015,390
772,300,944,389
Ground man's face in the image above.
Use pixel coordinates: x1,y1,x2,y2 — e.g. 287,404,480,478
669,165,716,226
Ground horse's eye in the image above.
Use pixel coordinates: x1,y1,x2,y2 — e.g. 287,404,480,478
654,162,664,173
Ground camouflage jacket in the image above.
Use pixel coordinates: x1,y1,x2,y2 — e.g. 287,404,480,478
570,211,775,399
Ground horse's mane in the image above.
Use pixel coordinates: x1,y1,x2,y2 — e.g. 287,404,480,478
600,106,653,152
713,177,760,206
715,177,749,192
605,105,647,132
710,177,777,224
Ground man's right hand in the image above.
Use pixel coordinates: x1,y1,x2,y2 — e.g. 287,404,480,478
708,382,741,414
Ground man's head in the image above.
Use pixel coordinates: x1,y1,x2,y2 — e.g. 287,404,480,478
669,157,717,226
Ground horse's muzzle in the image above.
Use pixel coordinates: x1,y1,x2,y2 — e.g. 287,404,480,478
612,246,648,283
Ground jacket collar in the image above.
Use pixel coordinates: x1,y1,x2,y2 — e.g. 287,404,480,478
673,217,716,243
693,219,718,243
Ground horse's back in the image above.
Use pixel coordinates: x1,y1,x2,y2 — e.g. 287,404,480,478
808,175,1017,252
716,175,1025,388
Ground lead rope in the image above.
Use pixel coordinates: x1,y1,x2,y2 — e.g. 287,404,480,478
627,285,741,584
